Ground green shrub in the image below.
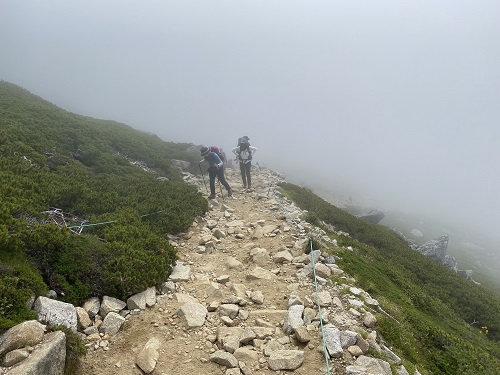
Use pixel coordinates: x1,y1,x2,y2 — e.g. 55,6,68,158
100,212,177,299
0,261,44,331
0,82,208,317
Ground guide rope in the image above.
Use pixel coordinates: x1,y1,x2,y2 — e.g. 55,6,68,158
66,210,165,232
309,237,332,375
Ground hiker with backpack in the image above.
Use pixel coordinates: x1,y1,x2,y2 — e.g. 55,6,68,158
232,136,257,189
200,146,232,199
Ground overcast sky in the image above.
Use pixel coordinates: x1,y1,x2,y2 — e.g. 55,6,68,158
1,1,499,244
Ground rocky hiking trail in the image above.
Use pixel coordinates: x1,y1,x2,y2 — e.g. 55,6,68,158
76,167,405,375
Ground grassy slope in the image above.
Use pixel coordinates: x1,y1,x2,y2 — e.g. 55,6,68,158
279,182,500,374
0,81,207,330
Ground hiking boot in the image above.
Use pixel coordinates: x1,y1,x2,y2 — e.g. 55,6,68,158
208,194,216,199
227,189,233,197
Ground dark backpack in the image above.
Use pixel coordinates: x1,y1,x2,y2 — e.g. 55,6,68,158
238,137,249,146
237,137,250,152
209,146,225,162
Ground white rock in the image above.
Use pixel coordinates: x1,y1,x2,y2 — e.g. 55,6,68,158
34,296,77,332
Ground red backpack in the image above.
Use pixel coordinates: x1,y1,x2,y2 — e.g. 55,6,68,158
209,146,225,162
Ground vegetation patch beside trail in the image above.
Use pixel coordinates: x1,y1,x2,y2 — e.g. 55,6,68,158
279,182,500,374
0,81,207,331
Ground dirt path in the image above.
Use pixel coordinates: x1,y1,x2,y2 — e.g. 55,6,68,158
76,166,352,375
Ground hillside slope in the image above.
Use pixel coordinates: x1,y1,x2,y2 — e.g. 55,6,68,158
0,81,206,329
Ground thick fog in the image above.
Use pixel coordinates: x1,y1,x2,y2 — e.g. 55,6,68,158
1,2,499,252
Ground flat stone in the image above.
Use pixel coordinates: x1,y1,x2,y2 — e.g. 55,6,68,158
210,350,238,368
233,347,259,368
135,337,161,374
169,262,192,282
220,304,239,319
294,326,311,343
246,266,275,281
340,330,358,348
267,350,304,370
226,256,243,269
222,335,240,353
273,250,293,264
177,301,208,329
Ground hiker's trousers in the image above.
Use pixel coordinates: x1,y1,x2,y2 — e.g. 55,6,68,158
239,161,251,188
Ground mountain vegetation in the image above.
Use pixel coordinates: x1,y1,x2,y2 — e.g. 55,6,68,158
0,81,207,330
2,81,500,373
279,182,500,374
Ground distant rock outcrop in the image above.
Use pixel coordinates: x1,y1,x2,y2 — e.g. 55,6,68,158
415,234,475,281
356,210,385,224
415,234,449,263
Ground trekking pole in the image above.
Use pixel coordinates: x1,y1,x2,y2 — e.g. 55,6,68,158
198,162,208,193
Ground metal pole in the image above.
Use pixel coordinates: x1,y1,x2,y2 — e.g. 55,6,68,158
198,162,208,193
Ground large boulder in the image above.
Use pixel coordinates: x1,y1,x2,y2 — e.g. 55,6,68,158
6,331,66,375
416,235,449,262
356,210,385,224
0,320,45,356
34,296,77,332
99,296,126,318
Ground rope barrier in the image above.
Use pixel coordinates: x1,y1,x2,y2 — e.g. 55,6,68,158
6,210,167,235
65,210,165,232
309,237,331,375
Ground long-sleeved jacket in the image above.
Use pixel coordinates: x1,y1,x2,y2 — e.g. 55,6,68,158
202,152,223,169
232,146,257,164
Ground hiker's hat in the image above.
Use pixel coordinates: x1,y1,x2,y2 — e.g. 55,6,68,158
200,146,210,157
242,136,250,141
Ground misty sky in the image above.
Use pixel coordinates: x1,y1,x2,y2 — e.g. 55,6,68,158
1,1,499,243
